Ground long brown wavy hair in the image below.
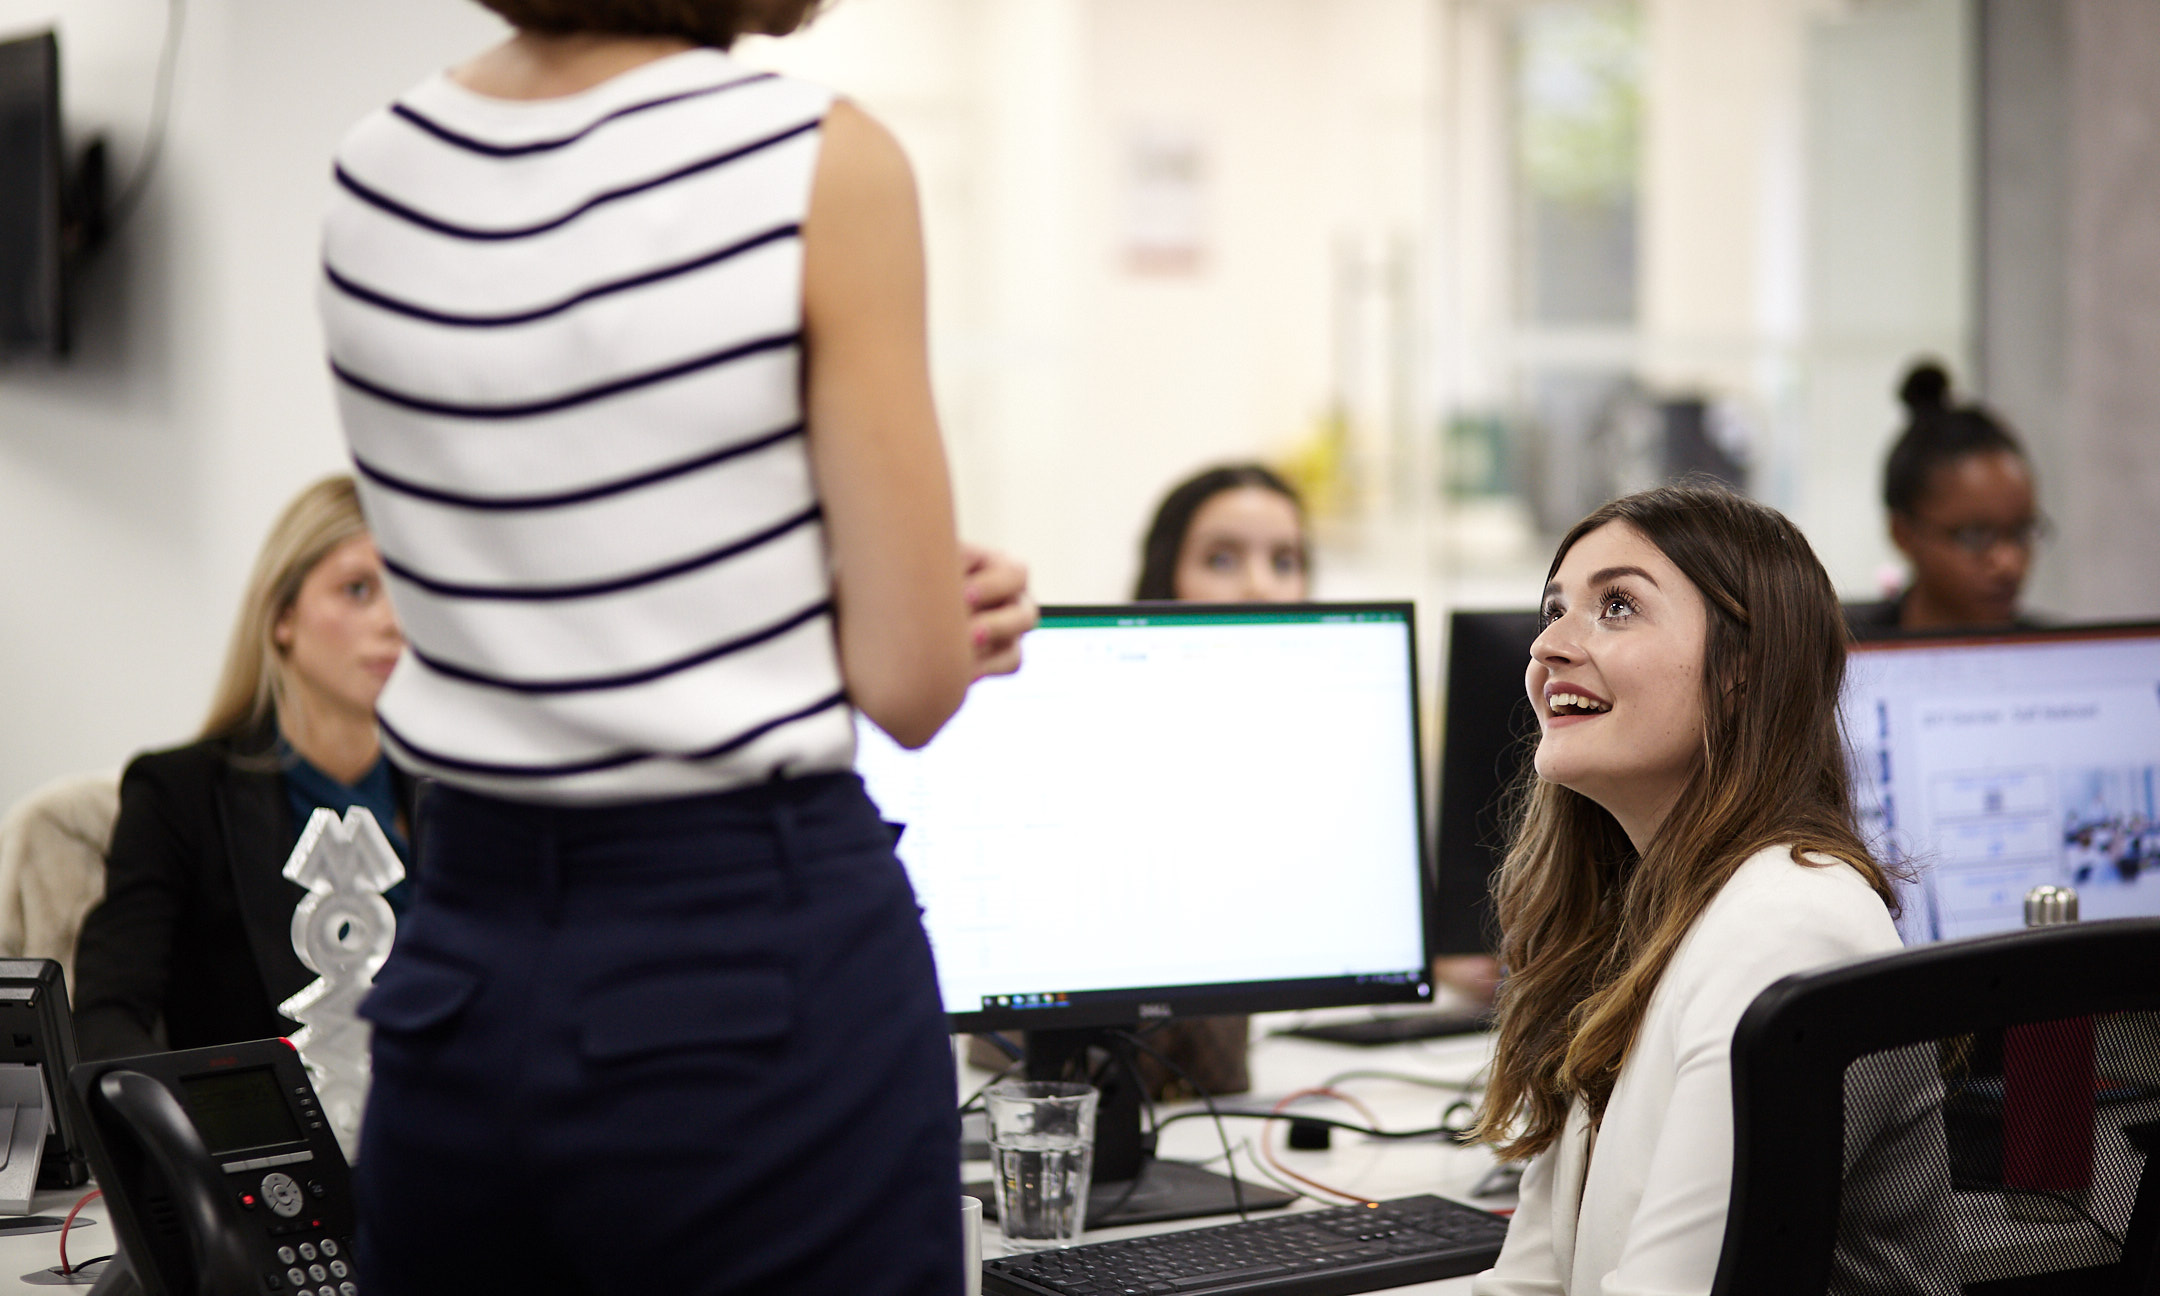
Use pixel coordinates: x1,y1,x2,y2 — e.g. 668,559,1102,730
1470,483,1897,1162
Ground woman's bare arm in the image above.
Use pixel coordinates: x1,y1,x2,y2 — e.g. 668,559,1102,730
801,99,971,748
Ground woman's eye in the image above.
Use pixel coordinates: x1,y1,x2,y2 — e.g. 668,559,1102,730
1271,549,1303,577
1205,549,1240,573
1540,602,1564,625
1600,595,1635,620
345,579,374,601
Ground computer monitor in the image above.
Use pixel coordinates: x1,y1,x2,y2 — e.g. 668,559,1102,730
1841,623,2160,943
1431,610,1544,957
855,603,1432,1222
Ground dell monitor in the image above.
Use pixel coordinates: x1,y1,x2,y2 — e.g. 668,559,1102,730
855,603,1432,1223
1841,623,2160,943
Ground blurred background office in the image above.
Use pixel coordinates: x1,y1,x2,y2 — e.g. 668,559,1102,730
2,0,2158,817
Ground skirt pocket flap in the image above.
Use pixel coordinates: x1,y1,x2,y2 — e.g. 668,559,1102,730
359,955,482,1033
582,966,793,1059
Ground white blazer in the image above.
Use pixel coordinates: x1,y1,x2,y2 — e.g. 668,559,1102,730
1472,845,1904,1296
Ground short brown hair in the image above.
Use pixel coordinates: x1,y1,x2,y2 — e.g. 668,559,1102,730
471,0,826,48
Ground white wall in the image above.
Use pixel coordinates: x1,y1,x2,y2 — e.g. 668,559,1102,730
751,0,1438,603
1796,0,1973,600
0,0,505,810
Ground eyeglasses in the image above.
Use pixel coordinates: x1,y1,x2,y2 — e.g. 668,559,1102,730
1908,516,2054,556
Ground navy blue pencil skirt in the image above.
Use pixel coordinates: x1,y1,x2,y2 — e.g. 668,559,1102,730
353,773,963,1295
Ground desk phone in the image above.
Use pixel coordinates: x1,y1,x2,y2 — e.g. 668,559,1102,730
69,1038,356,1296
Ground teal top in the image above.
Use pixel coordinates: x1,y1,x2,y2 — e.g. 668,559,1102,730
279,743,413,915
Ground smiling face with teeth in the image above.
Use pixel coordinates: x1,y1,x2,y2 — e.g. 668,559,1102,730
1528,520,1709,850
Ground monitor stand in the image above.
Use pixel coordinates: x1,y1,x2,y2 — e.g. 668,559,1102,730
968,1024,1294,1229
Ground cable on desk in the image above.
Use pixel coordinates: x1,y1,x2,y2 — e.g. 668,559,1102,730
1112,1027,1250,1223
1151,1109,1454,1140
1280,1086,1382,1129
958,1058,1024,1116
1320,1067,1488,1094
1439,1097,1480,1141
1256,1089,1378,1206
1197,1136,1324,1206
1084,1041,1164,1224
58,1189,102,1275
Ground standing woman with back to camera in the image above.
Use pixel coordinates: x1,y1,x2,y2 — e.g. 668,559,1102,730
1470,483,1904,1295
319,2,1031,1291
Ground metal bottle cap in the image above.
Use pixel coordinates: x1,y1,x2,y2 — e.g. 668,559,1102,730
2024,884,2079,927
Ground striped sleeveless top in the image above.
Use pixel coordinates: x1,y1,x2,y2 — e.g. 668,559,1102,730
319,50,853,804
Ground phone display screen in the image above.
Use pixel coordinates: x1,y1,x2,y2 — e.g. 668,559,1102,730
180,1066,305,1156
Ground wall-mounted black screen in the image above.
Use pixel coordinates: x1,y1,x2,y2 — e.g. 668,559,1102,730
0,29,64,355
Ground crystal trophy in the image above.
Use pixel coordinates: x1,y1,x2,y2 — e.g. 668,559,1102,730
278,806,404,1159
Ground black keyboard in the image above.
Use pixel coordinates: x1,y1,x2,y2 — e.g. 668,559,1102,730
1273,1008,1493,1047
981,1194,1509,1296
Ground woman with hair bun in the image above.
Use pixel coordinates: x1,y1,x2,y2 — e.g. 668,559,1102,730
1470,483,1904,1294
1858,360,2045,634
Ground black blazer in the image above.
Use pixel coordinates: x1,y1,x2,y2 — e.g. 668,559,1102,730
72,732,417,1061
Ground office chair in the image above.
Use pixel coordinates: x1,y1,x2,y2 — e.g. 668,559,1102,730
0,771,118,1000
1713,917,2160,1296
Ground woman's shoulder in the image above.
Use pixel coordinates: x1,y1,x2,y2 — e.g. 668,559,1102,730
1655,845,1904,1047
339,46,833,165
1681,846,1902,971
121,733,271,796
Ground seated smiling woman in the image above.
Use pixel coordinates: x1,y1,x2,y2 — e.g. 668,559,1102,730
1470,482,1904,1296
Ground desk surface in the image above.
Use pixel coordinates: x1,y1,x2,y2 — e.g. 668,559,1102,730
966,1012,1506,1296
0,1190,107,1289
0,1013,1506,1292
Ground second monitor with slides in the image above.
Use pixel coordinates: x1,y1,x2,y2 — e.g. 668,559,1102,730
1842,621,2160,942
855,603,1433,1223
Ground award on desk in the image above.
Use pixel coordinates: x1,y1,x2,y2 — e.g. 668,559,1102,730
278,806,404,1160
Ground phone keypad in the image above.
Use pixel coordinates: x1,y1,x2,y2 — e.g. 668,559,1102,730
265,1234,354,1294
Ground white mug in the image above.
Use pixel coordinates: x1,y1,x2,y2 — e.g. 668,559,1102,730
961,1193,984,1296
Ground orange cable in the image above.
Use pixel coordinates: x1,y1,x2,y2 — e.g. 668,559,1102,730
59,1188,102,1275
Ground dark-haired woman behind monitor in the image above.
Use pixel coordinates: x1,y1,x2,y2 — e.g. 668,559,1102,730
1853,361,2047,636
1133,463,1311,603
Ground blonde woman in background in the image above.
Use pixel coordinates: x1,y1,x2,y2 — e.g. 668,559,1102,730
73,474,414,1060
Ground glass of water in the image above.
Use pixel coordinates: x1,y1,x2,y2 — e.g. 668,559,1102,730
983,1080,1098,1252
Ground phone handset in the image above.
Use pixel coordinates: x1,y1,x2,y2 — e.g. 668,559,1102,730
86,1071,258,1296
